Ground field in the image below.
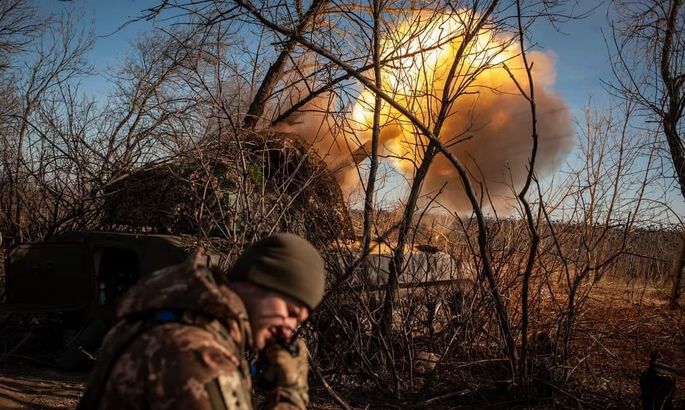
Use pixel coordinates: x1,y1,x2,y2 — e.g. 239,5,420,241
0,276,682,409
547,278,684,408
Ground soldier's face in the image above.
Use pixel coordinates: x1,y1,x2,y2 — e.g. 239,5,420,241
249,290,309,350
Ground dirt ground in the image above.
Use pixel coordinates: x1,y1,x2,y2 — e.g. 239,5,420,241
0,278,683,409
0,360,85,409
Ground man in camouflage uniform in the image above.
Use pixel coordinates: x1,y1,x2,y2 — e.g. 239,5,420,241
78,233,326,410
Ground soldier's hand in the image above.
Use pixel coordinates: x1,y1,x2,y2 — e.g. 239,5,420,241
260,337,309,409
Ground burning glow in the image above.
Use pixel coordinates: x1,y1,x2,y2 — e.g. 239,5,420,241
279,10,574,213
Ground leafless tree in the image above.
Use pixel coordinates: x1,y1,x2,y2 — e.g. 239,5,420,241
537,100,657,366
0,0,40,72
0,4,94,244
608,0,685,308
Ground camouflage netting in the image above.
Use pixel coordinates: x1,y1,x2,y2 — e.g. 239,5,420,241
101,131,353,243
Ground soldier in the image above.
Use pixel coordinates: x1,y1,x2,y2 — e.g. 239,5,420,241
77,233,326,410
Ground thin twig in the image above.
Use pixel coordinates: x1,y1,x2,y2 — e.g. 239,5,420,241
308,351,354,410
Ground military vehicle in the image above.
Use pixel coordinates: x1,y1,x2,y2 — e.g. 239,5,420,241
0,231,216,370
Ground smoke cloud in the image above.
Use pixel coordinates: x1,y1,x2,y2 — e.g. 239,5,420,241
276,12,574,214
420,49,574,212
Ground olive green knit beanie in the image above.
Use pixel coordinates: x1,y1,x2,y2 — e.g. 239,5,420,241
229,233,326,309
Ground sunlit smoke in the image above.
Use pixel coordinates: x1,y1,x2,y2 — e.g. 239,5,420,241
276,10,574,214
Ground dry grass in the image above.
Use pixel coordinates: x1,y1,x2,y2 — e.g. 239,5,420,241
559,277,685,408
310,275,685,409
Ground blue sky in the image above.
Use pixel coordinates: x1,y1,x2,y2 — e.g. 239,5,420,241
529,2,614,118
42,0,613,111
39,0,159,98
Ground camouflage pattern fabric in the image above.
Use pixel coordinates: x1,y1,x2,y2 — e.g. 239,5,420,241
78,251,305,410
259,339,310,409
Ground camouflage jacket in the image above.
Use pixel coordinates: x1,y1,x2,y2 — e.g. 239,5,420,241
78,252,303,410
